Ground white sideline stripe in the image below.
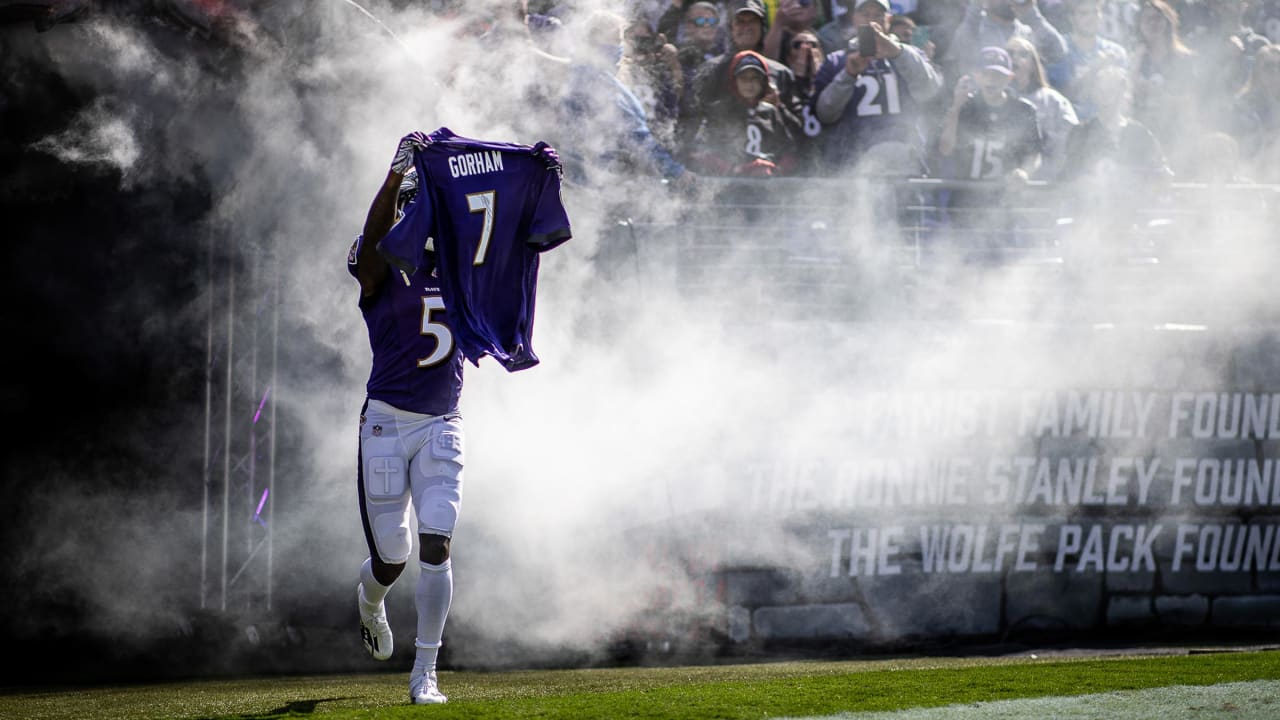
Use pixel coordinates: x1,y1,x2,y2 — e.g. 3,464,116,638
777,679,1280,720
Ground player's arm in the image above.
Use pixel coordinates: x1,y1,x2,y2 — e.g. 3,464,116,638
356,133,426,297
355,171,399,295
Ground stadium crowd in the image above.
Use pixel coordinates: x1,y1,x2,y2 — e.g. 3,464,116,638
489,0,1280,190
506,0,1278,246
7,0,1278,228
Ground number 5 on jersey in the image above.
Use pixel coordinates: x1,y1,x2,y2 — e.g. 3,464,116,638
419,295,453,367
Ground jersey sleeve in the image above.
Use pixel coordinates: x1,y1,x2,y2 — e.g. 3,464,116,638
527,165,572,252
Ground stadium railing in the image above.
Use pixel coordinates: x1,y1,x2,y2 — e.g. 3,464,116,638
605,176,1280,324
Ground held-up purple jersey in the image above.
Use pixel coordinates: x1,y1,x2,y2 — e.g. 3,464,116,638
378,127,572,372
348,237,464,416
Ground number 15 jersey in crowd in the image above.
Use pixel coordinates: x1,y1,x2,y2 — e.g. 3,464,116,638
378,127,573,372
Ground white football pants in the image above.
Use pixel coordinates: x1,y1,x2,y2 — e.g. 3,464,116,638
358,399,464,565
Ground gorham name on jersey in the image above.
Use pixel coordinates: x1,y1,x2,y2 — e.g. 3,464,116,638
378,127,572,372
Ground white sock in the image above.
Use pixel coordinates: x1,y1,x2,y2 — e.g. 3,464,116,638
413,559,452,672
359,558,392,608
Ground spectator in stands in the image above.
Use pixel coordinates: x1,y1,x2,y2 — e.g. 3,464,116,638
665,2,728,105
656,0,692,42
1007,36,1079,180
1186,130,1249,182
783,28,824,92
1229,43,1280,182
817,0,860,55
1252,2,1280,39
784,29,827,108
662,1,727,68
1130,0,1198,169
1046,0,1128,121
679,0,802,156
938,47,1043,228
764,0,822,60
1092,0,1139,47
891,12,948,148
619,14,686,150
525,7,565,52
813,0,944,175
784,29,829,172
1057,66,1173,257
1185,0,1271,95
1177,129,1271,248
890,15,938,61
561,10,693,186
1058,65,1171,183
943,0,1069,82
686,50,799,175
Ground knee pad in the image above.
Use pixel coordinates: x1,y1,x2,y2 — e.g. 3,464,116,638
362,447,412,564
373,515,413,564
416,485,460,538
411,423,463,537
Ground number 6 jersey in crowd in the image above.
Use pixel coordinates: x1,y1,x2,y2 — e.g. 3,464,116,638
377,127,573,374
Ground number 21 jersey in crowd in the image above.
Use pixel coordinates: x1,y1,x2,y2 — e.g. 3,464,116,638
378,127,573,373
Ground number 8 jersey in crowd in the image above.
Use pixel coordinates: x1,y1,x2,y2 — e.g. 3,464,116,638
378,127,572,374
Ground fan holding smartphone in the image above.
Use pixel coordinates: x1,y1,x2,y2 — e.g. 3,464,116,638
808,0,944,174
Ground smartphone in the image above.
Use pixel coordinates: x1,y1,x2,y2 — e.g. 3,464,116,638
631,35,656,55
912,25,931,48
857,25,877,57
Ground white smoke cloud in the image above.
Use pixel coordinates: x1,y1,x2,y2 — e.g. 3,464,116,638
31,98,141,179
10,0,1279,673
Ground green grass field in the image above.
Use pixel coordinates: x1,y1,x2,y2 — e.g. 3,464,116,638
4,650,1278,720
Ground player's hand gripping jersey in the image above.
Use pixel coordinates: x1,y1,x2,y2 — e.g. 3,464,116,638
378,127,572,372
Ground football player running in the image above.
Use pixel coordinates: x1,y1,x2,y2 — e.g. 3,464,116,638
347,132,462,705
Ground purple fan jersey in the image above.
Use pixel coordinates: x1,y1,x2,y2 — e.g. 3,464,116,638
812,53,928,167
348,237,464,416
954,95,1042,180
378,127,572,372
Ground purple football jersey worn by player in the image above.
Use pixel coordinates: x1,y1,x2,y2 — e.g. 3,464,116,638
378,127,572,372
348,237,464,416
